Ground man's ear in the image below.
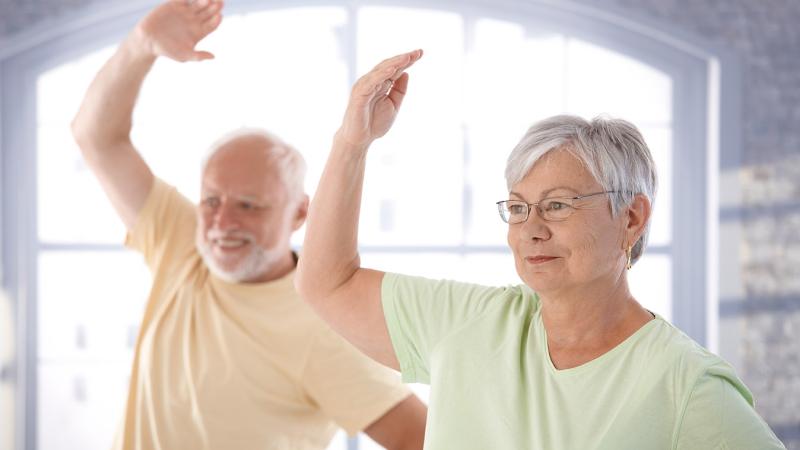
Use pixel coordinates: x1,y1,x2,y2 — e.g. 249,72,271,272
292,194,309,231
625,194,651,247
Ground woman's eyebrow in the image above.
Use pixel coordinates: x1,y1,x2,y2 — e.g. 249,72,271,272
509,186,579,201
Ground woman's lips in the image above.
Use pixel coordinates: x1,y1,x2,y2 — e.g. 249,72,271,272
525,256,558,264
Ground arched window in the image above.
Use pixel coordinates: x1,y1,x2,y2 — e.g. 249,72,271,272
2,2,727,449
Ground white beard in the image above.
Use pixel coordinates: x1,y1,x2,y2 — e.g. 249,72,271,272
196,229,284,283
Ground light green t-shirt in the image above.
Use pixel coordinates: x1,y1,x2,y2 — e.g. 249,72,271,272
381,273,786,450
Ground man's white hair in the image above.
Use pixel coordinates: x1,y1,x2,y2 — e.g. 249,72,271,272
505,115,658,265
202,127,307,200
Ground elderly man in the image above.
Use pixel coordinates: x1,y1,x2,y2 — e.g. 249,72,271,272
70,1,426,449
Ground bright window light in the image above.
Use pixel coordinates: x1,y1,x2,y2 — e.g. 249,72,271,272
35,5,674,450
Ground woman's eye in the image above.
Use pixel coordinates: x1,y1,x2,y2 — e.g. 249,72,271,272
509,204,527,214
546,201,568,211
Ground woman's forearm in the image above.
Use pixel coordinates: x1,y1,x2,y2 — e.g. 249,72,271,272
296,133,370,300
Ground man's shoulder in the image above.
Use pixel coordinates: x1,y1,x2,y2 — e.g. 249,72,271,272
127,177,200,277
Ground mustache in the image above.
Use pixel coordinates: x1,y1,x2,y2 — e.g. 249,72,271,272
206,229,256,243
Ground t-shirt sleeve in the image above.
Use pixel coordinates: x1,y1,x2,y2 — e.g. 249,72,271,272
302,324,412,436
381,272,514,384
124,177,197,273
675,364,786,449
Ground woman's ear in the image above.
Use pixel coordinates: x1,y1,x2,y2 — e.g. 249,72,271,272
625,194,651,246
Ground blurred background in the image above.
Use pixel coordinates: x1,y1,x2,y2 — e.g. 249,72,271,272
0,0,797,449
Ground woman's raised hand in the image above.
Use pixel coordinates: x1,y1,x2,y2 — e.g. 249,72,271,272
336,49,423,151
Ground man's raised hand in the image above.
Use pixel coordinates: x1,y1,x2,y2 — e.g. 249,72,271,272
136,0,224,62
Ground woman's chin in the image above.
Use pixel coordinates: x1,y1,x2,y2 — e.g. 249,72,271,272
521,273,561,294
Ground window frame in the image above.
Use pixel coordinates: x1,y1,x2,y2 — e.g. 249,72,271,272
1,1,738,449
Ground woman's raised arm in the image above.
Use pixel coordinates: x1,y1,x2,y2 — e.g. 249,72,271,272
295,50,423,370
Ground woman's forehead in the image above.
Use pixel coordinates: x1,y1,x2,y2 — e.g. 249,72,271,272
513,150,599,197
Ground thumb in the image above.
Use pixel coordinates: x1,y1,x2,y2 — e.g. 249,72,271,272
192,50,215,61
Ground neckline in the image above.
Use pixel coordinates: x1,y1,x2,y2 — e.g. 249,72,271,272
209,266,297,296
537,309,661,375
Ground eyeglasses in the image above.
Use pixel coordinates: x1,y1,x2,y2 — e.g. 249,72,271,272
496,191,618,224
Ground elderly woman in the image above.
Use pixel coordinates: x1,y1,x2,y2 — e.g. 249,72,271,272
296,50,785,449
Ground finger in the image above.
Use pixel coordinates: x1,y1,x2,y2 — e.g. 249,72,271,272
188,0,209,11
360,49,421,95
377,49,422,71
192,50,215,61
386,72,409,108
350,50,420,106
202,13,223,33
351,69,386,101
196,0,223,20
386,49,423,82
352,52,412,100
377,49,422,76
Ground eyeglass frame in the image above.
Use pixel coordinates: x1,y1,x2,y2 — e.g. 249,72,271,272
495,191,620,224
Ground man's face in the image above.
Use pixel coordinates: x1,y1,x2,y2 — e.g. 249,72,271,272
195,135,306,283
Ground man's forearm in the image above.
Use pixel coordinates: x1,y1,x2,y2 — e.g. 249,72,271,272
71,28,156,156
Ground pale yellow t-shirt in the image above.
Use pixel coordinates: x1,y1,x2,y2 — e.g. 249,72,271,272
113,178,410,450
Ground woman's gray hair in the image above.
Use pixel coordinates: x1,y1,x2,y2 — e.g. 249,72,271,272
505,115,658,265
202,127,307,200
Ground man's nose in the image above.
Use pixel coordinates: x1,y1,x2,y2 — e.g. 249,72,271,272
213,201,240,230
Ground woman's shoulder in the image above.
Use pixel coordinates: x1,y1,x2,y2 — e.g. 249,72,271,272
381,272,540,328
640,317,744,388
383,272,536,305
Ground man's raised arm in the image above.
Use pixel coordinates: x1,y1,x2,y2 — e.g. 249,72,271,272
71,0,223,229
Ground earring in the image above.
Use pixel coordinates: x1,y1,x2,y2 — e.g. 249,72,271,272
626,245,633,270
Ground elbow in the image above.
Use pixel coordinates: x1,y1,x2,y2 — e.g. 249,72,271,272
70,115,91,151
70,114,103,159
70,114,131,162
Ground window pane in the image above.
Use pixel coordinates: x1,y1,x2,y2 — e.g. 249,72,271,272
38,362,130,450
628,254,672,321
36,46,116,128
466,22,567,246
37,251,149,450
37,124,127,244
37,46,126,244
357,8,465,246
38,251,149,362
361,252,461,280
468,20,566,130
133,7,350,201
33,6,679,450
565,38,672,125
38,9,350,244
324,430,347,450
640,126,672,246
466,119,516,247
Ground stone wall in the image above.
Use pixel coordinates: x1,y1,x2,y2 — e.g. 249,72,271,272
2,0,799,447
